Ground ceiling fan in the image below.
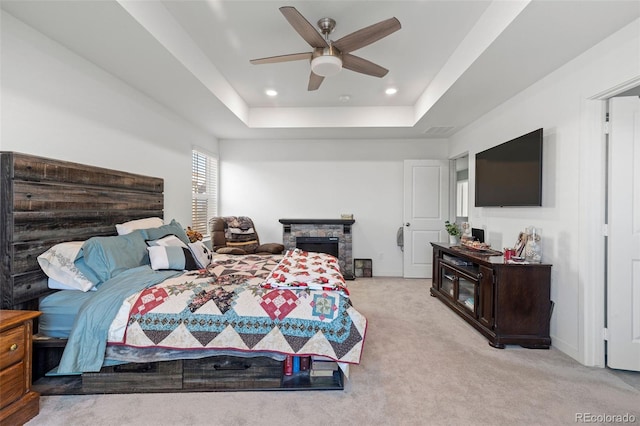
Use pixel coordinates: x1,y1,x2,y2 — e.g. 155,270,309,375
250,6,401,91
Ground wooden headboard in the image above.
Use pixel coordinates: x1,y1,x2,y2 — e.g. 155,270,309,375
0,152,164,310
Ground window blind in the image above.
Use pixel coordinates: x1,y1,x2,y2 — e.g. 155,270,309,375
192,149,218,235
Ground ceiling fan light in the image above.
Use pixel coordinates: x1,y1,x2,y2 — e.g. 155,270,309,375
311,55,342,77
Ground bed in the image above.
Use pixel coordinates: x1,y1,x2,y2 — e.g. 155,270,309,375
0,152,366,393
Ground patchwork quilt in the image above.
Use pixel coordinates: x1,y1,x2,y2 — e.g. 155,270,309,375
111,253,367,364
262,249,349,295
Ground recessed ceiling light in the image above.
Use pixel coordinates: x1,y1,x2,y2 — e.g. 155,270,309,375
385,88,398,95
339,95,351,102
265,89,278,97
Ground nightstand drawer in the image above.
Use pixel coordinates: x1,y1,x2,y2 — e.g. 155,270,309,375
0,325,25,370
0,361,25,410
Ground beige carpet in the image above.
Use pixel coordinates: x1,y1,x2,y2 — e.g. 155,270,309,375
26,278,640,426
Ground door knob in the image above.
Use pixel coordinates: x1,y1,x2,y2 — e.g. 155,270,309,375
405,222,410,227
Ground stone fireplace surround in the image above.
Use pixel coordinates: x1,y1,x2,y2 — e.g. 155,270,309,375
279,219,355,280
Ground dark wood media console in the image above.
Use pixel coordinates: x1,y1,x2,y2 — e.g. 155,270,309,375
430,243,552,349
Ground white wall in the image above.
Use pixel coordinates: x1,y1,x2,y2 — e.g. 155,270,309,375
0,11,218,225
219,139,448,276
449,18,640,364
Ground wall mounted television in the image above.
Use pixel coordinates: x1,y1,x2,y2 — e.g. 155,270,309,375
475,128,543,207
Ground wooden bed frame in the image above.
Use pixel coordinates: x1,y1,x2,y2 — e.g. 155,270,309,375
0,152,344,394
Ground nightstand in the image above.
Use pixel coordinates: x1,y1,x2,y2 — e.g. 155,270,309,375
0,310,41,425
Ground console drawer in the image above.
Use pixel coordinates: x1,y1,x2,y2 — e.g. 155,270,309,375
0,361,25,410
0,325,25,370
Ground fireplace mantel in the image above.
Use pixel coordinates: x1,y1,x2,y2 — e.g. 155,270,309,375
279,219,355,234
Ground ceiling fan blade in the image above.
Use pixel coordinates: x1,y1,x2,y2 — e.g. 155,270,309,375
280,6,328,49
342,53,388,78
250,52,312,65
308,72,324,91
333,17,401,54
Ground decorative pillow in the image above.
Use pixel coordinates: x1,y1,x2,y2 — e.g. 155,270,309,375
262,248,349,295
37,241,95,292
188,241,213,268
216,247,247,255
255,243,285,254
74,230,150,285
147,246,199,271
146,234,187,248
144,219,190,246
116,217,163,235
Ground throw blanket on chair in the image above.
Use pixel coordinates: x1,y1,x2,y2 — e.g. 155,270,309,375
223,216,259,253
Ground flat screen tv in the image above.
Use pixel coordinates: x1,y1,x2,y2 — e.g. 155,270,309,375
475,128,543,207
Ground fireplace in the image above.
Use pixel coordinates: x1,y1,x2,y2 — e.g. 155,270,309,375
279,219,355,280
296,236,339,258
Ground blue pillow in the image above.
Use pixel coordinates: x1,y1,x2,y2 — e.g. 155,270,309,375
74,230,150,285
144,219,190,246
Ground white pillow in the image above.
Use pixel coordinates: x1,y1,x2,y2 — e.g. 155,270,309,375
188,241,213,269
48,277,96,292
37,242,95,292
116,217,164,235
147,234,187,247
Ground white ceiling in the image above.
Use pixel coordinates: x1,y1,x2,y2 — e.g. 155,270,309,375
2,0,639,140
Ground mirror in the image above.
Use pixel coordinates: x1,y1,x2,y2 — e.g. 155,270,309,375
455,155,469,221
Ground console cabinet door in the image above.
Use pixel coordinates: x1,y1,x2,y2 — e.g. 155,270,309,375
438,262,456,300
478,265,494,328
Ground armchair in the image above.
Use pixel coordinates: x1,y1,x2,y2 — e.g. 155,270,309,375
209,216,285,255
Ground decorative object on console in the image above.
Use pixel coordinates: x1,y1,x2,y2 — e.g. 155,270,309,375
503,248,516,262
445,221,461,244
524,226,542,263
460,239,495,253
514,232,527,257
471,227,485,243
461,222,471,239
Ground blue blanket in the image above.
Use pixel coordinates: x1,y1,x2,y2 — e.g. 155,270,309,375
56,266,180,374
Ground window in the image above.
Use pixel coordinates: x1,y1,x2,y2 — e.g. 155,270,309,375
192,149,218,236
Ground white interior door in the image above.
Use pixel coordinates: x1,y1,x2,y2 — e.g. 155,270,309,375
403,160,449,278
608,96,640,371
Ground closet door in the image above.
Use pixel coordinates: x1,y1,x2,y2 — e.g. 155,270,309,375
607,96,640,371
402,160,449,278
